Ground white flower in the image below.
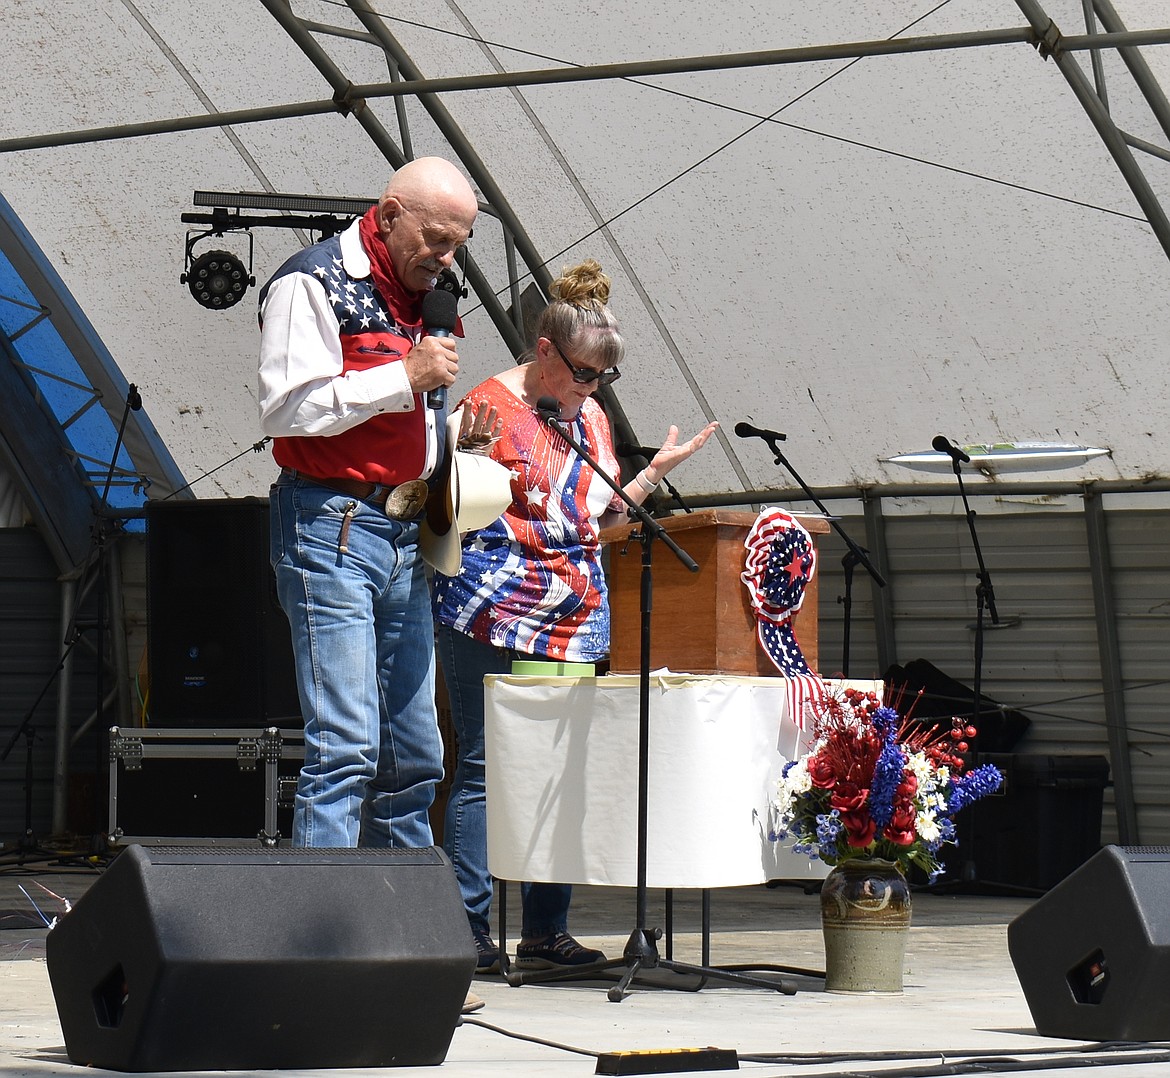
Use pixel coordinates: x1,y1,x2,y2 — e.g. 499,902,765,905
780,758,813,797
907,751,936,786
916,808,941,843
923,790,948,813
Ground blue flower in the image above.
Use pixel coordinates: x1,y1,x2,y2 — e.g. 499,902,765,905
868,710,905,831
872,706,899,738
947,763,1003,813
815,809,843,848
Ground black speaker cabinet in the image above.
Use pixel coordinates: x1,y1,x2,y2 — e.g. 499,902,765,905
1008,845,1170,1041
46,844,476,1071
146,498,300,726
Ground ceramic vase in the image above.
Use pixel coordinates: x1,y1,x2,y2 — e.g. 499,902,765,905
819,857,912,993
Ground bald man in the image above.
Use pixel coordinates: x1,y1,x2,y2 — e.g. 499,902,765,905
259,157,478,851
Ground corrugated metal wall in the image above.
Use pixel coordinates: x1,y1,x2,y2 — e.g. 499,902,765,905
0,528,100,845
3,500,1167,857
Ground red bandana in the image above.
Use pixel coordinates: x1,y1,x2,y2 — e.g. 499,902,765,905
358,206,423,330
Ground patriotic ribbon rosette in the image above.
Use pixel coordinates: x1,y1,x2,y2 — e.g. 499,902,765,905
740,508,826,727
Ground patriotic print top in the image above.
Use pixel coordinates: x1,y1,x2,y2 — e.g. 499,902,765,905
432,377,624,661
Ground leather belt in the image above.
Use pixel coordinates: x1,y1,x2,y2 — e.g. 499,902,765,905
285,469,429,521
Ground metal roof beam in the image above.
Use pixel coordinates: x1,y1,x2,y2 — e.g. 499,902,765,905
1015,0,1170,262
3,25,1166,150
1093,0,1170,144
19,25,1168,156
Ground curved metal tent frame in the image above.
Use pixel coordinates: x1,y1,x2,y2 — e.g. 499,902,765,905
0,0,1168,551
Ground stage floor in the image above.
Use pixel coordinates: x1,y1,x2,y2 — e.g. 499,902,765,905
1,851,1166,1078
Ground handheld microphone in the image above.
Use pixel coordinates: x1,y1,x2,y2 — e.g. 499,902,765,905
535,395,562,425
421,288,459,410
614,442,660,459
932,435,970,463
734,421,786,442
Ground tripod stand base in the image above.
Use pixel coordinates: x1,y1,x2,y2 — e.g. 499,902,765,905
505,927,801,1002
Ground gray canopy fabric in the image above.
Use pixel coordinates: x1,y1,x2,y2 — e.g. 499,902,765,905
1,0,1169,568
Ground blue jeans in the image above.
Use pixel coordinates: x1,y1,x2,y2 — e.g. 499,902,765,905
270,476,443,848
435,621,572,939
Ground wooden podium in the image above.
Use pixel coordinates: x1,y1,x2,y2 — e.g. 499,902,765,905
600,508,827,676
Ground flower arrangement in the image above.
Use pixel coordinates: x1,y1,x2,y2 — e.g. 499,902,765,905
772,685,1004,880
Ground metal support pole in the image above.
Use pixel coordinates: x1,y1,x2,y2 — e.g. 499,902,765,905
258,0,530,358
51,579,76,836
1083,490,1138,843
106,538,132,728
862,493,896,675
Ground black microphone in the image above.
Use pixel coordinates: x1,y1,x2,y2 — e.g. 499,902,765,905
734,421,786,442
932,434,970,463
127,384,142,411
614,442,659,459
421,288,459,410
535,395,562,425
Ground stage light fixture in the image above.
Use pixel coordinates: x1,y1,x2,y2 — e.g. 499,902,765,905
884,441,1110,477
183,249,253,311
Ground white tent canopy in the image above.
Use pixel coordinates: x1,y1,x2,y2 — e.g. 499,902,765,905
2,0,1168,509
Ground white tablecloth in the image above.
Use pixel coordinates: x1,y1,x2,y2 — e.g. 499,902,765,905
484,672,873,889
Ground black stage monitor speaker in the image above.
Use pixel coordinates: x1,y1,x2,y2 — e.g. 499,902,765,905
46,844,476,1071
1008,844,1170,1041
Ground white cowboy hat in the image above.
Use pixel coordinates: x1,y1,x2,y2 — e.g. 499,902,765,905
420,409,513,576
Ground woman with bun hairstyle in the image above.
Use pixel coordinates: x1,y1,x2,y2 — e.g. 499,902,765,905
432,259,718,972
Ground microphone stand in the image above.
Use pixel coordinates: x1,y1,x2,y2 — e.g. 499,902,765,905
508,406,798,1002
943,451,1001,885
755,434,885,677
0,636,83,864
89,384,141,849
945,452,999,734
2,384,140,864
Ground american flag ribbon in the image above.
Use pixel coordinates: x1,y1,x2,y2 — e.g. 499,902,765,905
741,508,826,728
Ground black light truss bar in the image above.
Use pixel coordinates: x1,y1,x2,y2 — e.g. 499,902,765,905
192,190,375,215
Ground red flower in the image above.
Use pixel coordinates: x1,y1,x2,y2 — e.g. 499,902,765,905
807,753,839,789
883,801,918,846
840,811,877,847
829,781,868,814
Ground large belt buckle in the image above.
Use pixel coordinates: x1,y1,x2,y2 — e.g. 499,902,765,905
384,479,429,521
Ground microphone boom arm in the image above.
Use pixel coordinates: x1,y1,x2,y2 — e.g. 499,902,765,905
762,440,886,590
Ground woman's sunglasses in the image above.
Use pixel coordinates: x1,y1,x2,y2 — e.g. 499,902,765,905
550,340,622,387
